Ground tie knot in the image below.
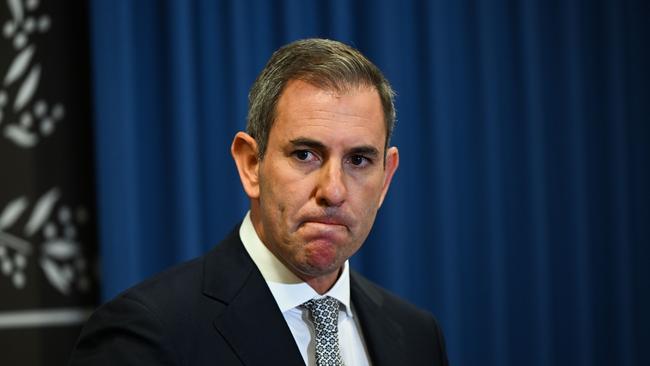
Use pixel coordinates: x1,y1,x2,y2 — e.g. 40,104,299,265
303,296,340,334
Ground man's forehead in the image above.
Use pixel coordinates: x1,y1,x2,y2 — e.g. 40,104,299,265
267,79,387,149
275,81,383,123
271,118,386,153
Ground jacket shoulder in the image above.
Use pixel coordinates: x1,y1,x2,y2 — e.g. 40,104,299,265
350,271,449,366
351,270,435,321
70,229,246,365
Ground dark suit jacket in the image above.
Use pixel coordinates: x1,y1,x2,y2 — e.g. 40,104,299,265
69,228,449,366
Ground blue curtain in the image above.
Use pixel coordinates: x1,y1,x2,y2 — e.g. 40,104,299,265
89,1,649,365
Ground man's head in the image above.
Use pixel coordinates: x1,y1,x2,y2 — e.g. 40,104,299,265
246,38,396,159
232,39,399,294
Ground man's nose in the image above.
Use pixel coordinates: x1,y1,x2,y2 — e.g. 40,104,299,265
315,160,347,207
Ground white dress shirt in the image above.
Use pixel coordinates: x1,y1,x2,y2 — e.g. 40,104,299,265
239,211,371,366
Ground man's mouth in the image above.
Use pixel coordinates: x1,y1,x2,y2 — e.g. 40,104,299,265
306,218,345,226
299,214,350,230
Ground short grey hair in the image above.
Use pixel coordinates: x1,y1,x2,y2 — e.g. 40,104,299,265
246,38,396,158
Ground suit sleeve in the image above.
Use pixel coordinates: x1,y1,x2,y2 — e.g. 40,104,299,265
430,314,450,366
68,295,179,366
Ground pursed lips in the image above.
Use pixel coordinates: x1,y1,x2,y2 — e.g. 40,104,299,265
299,216,350,230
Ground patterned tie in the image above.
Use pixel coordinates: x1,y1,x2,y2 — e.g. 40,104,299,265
303,296,344,366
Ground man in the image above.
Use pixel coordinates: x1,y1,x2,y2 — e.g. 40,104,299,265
70,38,448,366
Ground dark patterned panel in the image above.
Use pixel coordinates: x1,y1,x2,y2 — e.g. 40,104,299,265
0,1,97,365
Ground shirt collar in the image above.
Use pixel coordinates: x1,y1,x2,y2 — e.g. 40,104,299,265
239,211,353,317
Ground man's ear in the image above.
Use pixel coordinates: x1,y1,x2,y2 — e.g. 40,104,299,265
231,132,261,199
377,146,399,208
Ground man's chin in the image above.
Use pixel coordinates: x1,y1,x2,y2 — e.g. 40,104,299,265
294,252,344,279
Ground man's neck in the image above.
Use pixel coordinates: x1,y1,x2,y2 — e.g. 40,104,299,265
302,267,343,295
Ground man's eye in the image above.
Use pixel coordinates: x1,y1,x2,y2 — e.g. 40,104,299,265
349,155,370,166
294,150,313,161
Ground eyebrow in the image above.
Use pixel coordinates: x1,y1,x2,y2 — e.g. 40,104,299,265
289,138,326,150
349,146,380,158
289,138,380,158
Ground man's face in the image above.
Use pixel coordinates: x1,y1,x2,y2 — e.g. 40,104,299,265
249,79,399,290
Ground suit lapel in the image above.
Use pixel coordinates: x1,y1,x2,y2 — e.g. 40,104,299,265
203,231,305,366
351,272,404,366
